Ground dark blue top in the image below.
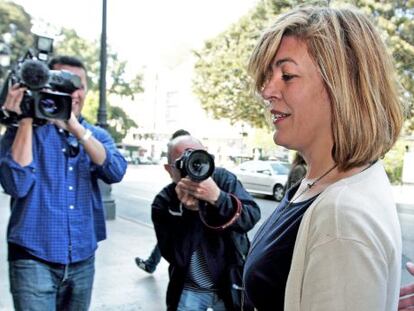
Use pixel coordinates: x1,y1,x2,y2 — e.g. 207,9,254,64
0,118,127,264
243,186,317,310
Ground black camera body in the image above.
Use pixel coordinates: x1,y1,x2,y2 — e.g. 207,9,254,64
175,149,215,182
0,35,81,126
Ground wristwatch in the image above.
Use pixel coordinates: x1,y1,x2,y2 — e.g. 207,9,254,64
79,129,93,144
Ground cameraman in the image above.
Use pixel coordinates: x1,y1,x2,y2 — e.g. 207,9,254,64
152,134,261,311
0,55,127,311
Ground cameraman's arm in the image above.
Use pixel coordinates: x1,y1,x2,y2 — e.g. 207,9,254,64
0,86,36,197
53,113,106,165
11,118,33,166
2,84,33,166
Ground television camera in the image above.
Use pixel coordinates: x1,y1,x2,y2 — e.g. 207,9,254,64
0,35,81,126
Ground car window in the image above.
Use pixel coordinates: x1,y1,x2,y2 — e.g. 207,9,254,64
271,163,290,175
239,161,256,172
257,169,272,175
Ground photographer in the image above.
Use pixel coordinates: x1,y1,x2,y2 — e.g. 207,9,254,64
152,134,261,311
0,55,127,311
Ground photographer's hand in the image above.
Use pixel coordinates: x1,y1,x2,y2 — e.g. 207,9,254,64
178,177,221,206
176,179,199,210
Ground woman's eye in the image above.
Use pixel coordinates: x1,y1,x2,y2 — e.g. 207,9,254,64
282,74,294,81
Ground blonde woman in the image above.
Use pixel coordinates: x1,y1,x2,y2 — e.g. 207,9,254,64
243,5,404,311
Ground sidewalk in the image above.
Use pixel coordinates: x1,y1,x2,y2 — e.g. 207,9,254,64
0,190,169,311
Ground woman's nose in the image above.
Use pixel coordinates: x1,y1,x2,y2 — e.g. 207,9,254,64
261,75,282,101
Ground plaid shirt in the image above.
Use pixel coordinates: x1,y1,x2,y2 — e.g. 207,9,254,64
0,118,127,264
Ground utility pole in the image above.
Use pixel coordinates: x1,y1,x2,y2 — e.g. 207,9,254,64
98,0,108,128
98,0,116,220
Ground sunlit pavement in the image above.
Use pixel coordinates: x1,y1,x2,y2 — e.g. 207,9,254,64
0,189,169,311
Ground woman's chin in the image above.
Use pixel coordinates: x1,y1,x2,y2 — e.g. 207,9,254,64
273,132,286,147
273,132,296,150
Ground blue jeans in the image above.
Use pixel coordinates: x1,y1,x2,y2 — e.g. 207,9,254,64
146,244,162,270
9,256,95,311
177,289,227,311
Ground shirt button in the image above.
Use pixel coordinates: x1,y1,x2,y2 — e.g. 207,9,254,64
69,186,73,191
59,128,64,133
69,166,73,171
69,205,74,210
62,148,66,152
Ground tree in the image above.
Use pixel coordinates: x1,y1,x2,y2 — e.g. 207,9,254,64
192,0,308,129
0,2,144,142
350,0,414,132
54,28,143,142
193,0,414,133
0,0,32,63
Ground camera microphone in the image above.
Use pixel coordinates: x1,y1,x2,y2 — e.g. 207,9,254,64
19,60,50,90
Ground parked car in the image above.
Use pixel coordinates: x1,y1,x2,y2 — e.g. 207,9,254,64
232,160,290,201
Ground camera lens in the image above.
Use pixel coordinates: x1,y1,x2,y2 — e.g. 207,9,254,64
185,150,215,182
40,97,60,115
35,91,72,120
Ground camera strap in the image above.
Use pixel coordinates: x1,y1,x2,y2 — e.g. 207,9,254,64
199,193,242,231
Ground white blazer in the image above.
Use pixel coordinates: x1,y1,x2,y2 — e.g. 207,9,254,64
284,161,402,311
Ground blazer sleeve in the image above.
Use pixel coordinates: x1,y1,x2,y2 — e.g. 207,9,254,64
300,238,389,311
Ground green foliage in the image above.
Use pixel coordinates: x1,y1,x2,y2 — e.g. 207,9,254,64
192,0,414,134
81,91,99,124
383,140,405,184
193,0,280,129
107,105,137,143
0,3,144,141
54,29,143,142
55,28,144,98
0,0,32,64
349,0,414,132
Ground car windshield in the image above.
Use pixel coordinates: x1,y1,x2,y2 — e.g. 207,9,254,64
271,163,290,175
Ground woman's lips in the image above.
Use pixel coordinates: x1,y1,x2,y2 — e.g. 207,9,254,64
271,112,290,124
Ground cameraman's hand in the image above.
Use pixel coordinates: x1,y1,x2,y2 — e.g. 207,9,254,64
177,177,221,206
2,84,27,116
51,112,83,135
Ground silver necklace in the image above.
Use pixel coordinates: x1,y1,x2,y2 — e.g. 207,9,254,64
288,164,337,205
249,163,338,255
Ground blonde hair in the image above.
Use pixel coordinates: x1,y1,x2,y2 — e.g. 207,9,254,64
248,6,404,171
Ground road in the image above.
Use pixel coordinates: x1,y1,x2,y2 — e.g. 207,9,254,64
112,164,278,238
114,164,414,284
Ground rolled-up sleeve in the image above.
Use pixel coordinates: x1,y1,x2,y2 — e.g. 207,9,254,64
0,129,36,198
0,156,36,198
89,127,127,184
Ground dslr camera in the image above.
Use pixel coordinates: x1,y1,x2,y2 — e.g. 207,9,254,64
0,35,81,126
175,149,215,182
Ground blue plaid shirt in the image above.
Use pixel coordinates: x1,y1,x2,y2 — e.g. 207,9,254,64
0,118,127,264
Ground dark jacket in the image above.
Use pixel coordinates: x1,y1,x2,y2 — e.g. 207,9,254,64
152,167,261,311
284,164,307,192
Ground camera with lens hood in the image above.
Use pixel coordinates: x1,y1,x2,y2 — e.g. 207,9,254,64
175,149,215,182
0,35,81,126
